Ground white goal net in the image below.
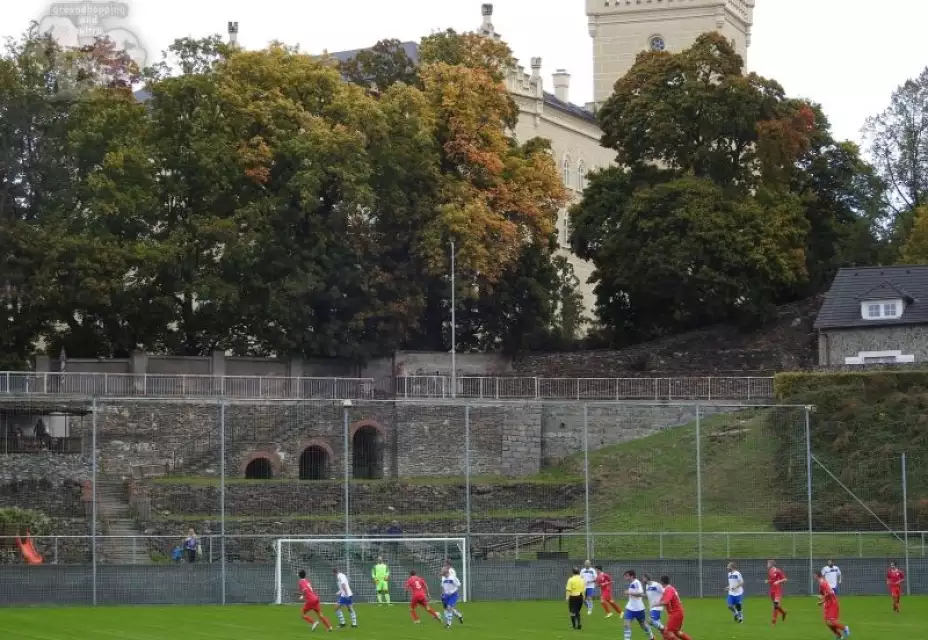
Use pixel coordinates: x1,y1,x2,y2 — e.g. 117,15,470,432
274,537,468,605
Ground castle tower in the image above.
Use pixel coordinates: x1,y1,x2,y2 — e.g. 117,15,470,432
586,0,755,104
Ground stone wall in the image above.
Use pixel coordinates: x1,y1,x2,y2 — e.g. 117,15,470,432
0,466,90,565
71,400,719,481
514,297,821,377
138,515,583,563
818,325,928,365
540,404,738,464
0,453,92,484
133,480,583,519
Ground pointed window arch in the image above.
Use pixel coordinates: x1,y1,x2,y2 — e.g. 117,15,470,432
577,160,586,191
562,155,572,188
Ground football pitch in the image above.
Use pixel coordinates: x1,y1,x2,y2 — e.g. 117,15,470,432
1,597,925,639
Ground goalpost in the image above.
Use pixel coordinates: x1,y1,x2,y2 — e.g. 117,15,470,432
274,537,468,606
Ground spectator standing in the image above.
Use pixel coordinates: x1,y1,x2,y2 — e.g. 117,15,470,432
183,528,199,563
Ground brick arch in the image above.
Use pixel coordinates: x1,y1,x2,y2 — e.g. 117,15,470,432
349,420,386,440
240,450,282,477
297,438,335,460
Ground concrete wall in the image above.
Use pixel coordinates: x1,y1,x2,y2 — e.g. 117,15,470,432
819,325,928,366
0,557,923,606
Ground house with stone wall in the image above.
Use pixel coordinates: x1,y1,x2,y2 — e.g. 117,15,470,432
815,266,928,365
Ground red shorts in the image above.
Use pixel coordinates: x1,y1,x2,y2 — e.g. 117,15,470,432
302,599,320,614
410,594,428,608
770,590,782,602
601,589,613,601
823,605,839,622
890,586,902,597
666,612,684,633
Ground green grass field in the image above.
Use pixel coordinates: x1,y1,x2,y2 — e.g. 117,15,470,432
2,598,925,639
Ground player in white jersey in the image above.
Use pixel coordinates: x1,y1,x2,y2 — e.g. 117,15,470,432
642,573,665,631
622,570,655,640
442,559,457,582
725,561,745,623
822,559,842,595
332,568,358,628
440,566,464,627
580,560,598,615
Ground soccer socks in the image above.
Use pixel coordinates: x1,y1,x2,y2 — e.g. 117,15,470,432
771,605,786,624
624,628,632,640
385,593,391,605
336,610,346,626
349,608,358,626
410,608,420,623
651,618,665,631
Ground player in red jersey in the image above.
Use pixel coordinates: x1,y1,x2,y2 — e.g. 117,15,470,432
658,576,693,640
404,570,441,624
298,570,333,632
886,561,905,613
766,560,788,625
595,565,622,617
814,570,850,639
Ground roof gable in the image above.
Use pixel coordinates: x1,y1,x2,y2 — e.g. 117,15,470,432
857,281,916,302
815,266,928,330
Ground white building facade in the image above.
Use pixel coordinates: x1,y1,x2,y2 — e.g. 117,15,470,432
478,1,754,323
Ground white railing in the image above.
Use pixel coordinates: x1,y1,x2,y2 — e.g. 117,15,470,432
0,372,774,400
0,372,376,399
395,376,775,400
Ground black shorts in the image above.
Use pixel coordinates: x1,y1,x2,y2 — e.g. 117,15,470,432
568,596,583,615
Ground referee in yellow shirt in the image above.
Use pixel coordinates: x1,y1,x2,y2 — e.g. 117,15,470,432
566,567,586,630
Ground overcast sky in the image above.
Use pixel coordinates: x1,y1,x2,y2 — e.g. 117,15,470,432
2,0,926,146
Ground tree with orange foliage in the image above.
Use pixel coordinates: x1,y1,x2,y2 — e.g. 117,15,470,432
574,33,881,344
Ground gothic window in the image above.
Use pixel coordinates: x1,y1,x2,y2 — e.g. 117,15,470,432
577,160,586,190
649,35,666,52
563,155,572,188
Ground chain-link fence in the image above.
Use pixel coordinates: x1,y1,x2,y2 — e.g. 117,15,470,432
0,397,924,605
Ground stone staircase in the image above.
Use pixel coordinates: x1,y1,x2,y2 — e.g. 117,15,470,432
96,481,151,564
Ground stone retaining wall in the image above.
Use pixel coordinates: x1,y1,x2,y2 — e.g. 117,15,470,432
73,401,722,480
132,480,583,519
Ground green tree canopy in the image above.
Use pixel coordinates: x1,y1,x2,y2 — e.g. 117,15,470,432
573,33,882,344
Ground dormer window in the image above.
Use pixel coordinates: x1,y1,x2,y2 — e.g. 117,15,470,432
861,298,904,320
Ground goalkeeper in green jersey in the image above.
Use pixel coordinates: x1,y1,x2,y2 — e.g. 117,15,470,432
372,556,391,605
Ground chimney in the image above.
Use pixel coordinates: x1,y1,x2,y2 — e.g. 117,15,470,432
552,69,570,103
530,57,542,80
227,21,239,45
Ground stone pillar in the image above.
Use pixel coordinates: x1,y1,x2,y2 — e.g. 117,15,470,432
500,405,543,477
210,351,226,376
129,351,148,374
35,354,51,372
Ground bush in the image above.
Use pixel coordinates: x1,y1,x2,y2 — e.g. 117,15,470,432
774,370,928,400
0,507,50,549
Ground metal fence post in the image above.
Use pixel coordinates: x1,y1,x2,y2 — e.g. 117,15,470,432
902,453,911,596
91,397,97,606
805,406,814,595
583,404,592,559
695,404,703,597
465,405,472,548
343,406,350,538
220,399,227,605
